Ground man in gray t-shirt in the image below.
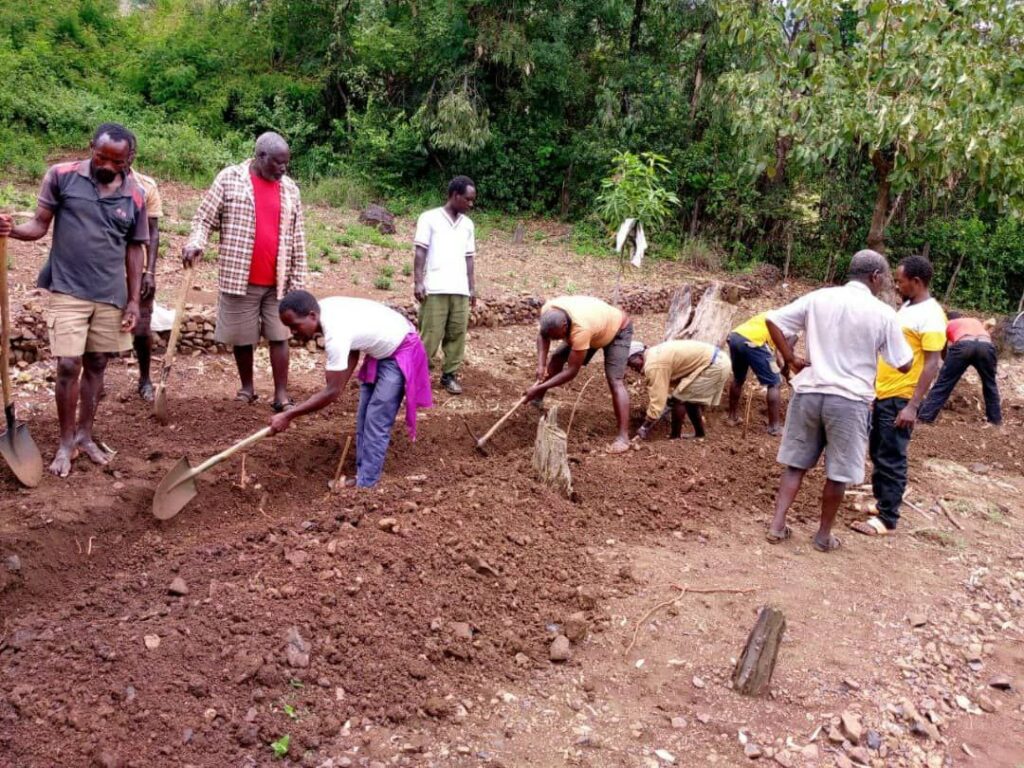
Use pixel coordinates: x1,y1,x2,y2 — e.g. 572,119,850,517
0,123,147,477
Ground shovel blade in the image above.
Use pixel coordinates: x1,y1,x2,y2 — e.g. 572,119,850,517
0,422,43,488
153,384,169,424
152,456,197,520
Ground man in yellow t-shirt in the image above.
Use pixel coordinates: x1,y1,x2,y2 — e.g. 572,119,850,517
129,161,163,401
726,312,790,435
852,255,945,537
627,339,731,440
526,296,633,453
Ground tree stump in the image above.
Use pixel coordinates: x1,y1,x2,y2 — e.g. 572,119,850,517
533,405,572,498
663,285,694,341
357,204,397,234
679,282,740,346
731,605,786,697
512,221,526,245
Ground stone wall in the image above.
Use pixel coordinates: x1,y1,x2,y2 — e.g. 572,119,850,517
8,280,755,363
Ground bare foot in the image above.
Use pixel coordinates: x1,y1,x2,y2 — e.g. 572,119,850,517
49,444,77,477
76,437,111,466
725,416,742,427
605,437,630,454
767,425,783,436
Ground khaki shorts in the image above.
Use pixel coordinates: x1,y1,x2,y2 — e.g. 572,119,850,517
672,352,731,407
47,293,131,357
214,284,291,346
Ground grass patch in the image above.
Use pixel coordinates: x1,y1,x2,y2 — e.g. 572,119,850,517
402,261,412,277
304,174,373,210
345,223,400,250
374,265,394,290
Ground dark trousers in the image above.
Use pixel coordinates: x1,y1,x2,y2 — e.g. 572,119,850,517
918,340,1002,425
870,397,913,530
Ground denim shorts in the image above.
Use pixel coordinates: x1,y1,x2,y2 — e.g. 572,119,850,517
777,392,871,484
728,332,780,387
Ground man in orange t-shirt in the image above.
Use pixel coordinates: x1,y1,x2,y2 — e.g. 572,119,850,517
918,312,1001,425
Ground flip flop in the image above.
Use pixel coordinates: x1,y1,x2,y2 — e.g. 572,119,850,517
850,516,890,536
812,534,842,552
272,399,295,413
765,525,791,544
234,390,258,404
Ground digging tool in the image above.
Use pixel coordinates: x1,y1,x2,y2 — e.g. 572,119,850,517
328,435,353,491
153,265,192,424
153,426,272,520
466,394,529,455
0,236,43,487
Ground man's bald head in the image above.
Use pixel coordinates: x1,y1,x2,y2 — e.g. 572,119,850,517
847,249,891,296
252,132,291,181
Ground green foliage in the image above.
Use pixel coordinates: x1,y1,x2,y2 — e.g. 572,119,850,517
374,267,393,291
270,734,290,759
595,152,679,233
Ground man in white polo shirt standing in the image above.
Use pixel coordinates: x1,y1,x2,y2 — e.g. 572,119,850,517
762,250,913,553
414,175,477,394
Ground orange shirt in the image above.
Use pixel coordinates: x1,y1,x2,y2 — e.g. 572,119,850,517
541,296,627,350
947,317,989,344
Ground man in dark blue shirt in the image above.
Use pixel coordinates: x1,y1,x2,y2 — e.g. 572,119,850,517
0,123,147,477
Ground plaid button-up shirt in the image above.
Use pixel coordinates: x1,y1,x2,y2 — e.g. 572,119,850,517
187,159,307,298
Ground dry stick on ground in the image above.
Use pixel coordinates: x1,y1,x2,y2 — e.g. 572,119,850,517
566,375,597,438
328,436,353,493
742,386,755,440
938,498,965,530
625,584,756,656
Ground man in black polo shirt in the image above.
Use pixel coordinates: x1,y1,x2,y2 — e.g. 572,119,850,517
0,123,147,477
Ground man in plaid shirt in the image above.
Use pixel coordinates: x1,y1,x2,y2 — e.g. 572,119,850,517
183,133,308,410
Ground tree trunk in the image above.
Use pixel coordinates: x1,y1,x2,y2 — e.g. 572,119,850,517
628,0,645,54
533,406,572,498
782,227,793,282
559,162,573,218
867,151,893,254
944,251,967,303
689,196,701,238
689,24,710,122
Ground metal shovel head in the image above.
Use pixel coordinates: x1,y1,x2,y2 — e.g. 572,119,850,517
0,416,43,488
152,456,198,520
153,383,169,424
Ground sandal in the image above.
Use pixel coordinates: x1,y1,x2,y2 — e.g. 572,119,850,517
272,399,295,413
812,534,842,552
138,382,155,402
234,390,258,404
849,516,890,536
765,525,791,544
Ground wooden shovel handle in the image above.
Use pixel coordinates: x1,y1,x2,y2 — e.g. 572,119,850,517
478,395,529,446
192,426,272,475
0,236,12,410
159,265,193,382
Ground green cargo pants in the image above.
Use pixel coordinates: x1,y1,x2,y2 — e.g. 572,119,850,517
418,293,469,376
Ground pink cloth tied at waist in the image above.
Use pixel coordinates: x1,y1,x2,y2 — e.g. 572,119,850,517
356,331,433,440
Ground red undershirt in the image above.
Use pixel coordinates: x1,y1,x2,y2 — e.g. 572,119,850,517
249,171,281,286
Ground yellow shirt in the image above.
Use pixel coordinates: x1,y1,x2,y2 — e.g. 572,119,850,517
642,340,715,420
875,298,946,400
732,312,772,348
542,296,626,351
132,171,163,219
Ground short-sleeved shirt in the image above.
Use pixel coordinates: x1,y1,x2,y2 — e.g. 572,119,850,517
766,281,913,404
413,207,475,296
875,297,947,400
319,297,413,372
132,171,163,219
732,313,773,348
642,340,716,420
947,317,989,345
542,296,627,351
37,160,149,309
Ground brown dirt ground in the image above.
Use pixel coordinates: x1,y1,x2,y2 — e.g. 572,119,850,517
2,175,1024,768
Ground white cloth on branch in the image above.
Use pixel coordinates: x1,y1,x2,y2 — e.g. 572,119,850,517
615,219,647,267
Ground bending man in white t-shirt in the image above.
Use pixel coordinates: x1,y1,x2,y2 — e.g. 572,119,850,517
268,291,433,488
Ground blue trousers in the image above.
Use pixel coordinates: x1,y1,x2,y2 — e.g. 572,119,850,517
355,357,406,488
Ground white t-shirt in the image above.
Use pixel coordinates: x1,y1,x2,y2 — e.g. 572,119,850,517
413,206,475,296
318,297,413,372
766,281,913,403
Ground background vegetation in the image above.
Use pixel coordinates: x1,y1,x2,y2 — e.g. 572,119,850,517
1,0,1022,311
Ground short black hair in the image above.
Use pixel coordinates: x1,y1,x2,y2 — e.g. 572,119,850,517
448,175,476,197
279,290,320,318
899,254,934,286
92,122,136,152
947,310,962,320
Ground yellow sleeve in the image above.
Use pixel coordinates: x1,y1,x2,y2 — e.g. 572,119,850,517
569,326,592,351
146,183,164,219
645,365,670,421
921,331,945,352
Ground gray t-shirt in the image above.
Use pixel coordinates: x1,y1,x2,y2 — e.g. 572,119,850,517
36,160,149,308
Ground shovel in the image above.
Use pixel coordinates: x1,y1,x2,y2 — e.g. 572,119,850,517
153,265,193,424
0,236,43,487
463,395,529,455
152,426,272,520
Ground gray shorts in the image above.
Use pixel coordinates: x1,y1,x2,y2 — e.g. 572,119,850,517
215,284,291,346
777,392,871,484
554,321,634,381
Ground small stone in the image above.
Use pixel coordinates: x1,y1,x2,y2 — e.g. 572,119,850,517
203,707,217,721
834,755,853,768
424,697,451,719
285,626,311,668
744,742,763,759
5,554,21,572
847,746,870,765
564,611,588,643
866,730,881,750
654,749,676,764
450,622,473,640
827,727,845,744
91,748,125,768
549,635,571,663
143,634,161,650
969,462,990,475
377,517,399,533
907,613,927,628
168,576,189,596
697,713,711,724
955,694,972,711
692,676,705,689
840,711,863,744
407,660,430,680
988,675,1012,691
670,716,687,730
772,750,795,768
799,744,818,761
977,694,997,713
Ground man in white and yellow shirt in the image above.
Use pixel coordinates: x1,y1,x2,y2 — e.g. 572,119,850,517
726,312,792,435
852,254,945,537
